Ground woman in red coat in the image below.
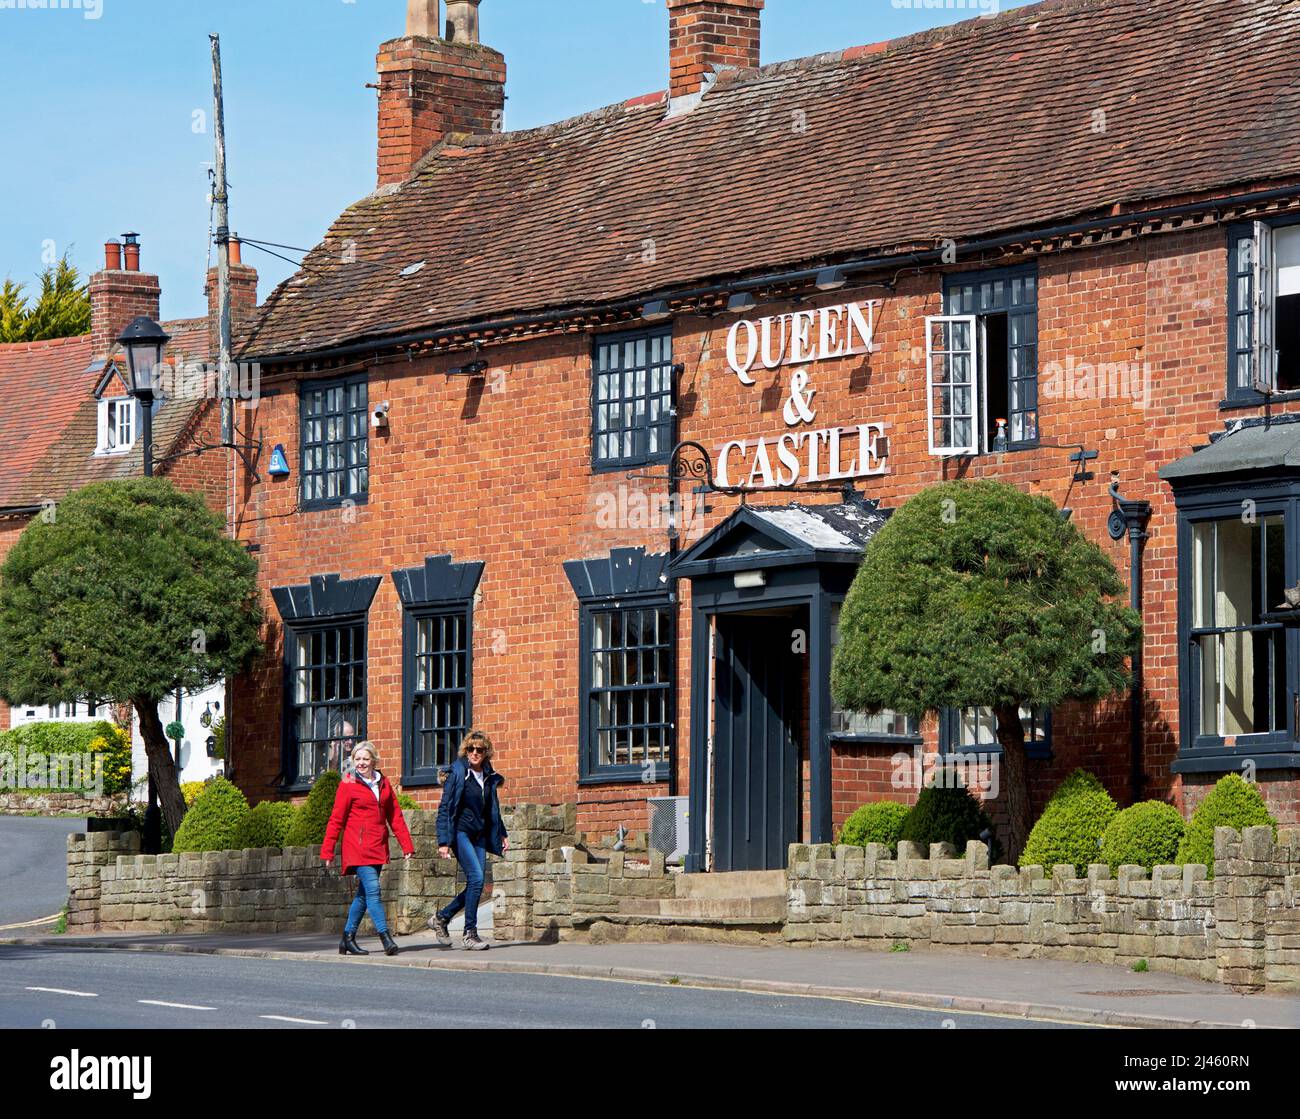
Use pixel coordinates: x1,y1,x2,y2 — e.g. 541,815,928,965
320,742,414,956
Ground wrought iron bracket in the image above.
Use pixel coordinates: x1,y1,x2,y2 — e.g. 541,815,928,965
153,434,265,483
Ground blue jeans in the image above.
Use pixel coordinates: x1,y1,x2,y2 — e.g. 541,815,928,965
344,865,389,935
439,832,487,932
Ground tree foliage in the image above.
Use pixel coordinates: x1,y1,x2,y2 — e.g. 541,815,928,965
0,478,263,834
0,255,92,343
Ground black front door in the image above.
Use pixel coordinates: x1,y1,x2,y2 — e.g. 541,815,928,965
712,613,802,871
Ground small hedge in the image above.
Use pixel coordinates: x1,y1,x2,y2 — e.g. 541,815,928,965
172,776,250,853
1176,774,1277,875
181,781,207,807
285,769,342,847
0,719,131,795
395,791,418,811
838,801,910,853
1020,769,1117,876
1100,800,1185,874
234,801,297,849
898,782,993,854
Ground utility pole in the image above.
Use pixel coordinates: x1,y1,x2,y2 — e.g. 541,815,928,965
210,33,233,450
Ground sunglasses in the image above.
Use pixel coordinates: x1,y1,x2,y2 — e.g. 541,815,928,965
467,746,486,754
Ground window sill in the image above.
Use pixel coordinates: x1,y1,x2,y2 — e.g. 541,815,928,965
590,452,673,477
1171,749,1300,774
828,733,924,747
300,495,370,513
400,771,450,790
1220,390,1300,410
578,765,670,787
933,443,1040,461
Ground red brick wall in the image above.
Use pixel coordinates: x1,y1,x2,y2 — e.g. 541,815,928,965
667,0,764,100
231,222,1300,845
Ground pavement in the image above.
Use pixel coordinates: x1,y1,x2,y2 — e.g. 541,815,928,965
0,815,84,929
5,927,1297,1029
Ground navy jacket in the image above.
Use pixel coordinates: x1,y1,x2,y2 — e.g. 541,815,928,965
436,757,508,856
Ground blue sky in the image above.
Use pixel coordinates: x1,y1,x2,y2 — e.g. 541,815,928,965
0,0,1031,320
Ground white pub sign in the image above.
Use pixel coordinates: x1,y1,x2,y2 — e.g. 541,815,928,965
719,300,890,489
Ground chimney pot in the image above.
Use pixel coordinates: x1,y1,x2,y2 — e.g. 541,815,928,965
104,239,122,271
122,233,141,272
230,236,243,266
406,0,440,38
445,0,481,43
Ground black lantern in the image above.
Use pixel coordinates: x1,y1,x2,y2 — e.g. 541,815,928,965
117,316,170,401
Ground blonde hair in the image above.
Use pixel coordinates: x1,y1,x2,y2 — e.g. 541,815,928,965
457,729,494,763
352,741,380,767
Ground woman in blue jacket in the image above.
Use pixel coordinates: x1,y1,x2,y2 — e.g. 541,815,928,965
429,729,508,950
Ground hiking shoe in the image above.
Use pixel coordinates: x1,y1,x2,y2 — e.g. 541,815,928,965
462,930,490,951
427,913,451,946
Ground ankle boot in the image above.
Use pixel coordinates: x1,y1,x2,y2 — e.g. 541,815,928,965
379,930,400,956
339,931,368,956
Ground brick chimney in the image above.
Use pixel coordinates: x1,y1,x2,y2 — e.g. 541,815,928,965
204,236,260,361
667,0,763,101
376,0,506,187
89,233,162,361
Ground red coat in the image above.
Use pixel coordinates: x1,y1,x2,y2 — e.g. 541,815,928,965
320,771,414,875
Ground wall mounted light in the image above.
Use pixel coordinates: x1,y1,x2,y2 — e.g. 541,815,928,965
815,267,848,292
727,291,758,314
733,570,766,589
640,300,672,322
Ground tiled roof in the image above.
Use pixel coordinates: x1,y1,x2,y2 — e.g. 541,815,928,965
0,321,215,511
243,0,1300,360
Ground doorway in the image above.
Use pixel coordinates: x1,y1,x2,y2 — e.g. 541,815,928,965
711,610,803,871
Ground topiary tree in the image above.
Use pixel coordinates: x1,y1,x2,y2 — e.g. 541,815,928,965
837,800,910,853
1176,774,1277,874
1100,800,1185,874
1020,769,1117,876
285,769,342,847
235,801,296,849
898,781,994,854
831,479,1140,860
0,478,263,838
172,776,250,852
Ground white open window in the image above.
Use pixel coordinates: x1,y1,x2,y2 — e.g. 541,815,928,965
925,314,980,456
96,397,136,455
1252,221,1276,394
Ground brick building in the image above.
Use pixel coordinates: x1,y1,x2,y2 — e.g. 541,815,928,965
0,235,258,783
232,0,1300,869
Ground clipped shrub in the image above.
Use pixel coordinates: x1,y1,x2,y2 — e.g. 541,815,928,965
181,781,207,807
172,776,250,853
285,769,342,847
235,801,296,849
1020,769,1117,876
837,801,910,853
395,791,418,811
1100,800,1185,874
0,719,130,794
899,781,994,854
1176,774,1277,874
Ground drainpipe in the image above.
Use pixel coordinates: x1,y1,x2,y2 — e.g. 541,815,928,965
1108,477,1153,803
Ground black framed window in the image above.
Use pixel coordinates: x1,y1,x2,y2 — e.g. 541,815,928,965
1189,514,1286,739
591,328,674,469
289,620,366,784
585,602,674,776
300,374,369,508
1225,216,1300,403
940,706,1052,760
410,609,471,775
828,602,920,741
937,265,1039,453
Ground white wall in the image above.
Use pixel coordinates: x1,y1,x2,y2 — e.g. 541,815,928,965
128,683,226,802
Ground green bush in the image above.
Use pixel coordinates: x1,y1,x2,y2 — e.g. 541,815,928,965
1100,800,1185,874
285,769,342,847
234,801,296,849
899,782,994,854
172,776,250,853
837,801,910,853
0,719,131,794
1176,774,1277,875
1020,769,1117,876
395,791,418,811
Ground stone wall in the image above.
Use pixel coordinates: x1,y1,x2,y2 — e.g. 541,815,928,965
67,809,461,936
785,825,1300,992
1,790,127,817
